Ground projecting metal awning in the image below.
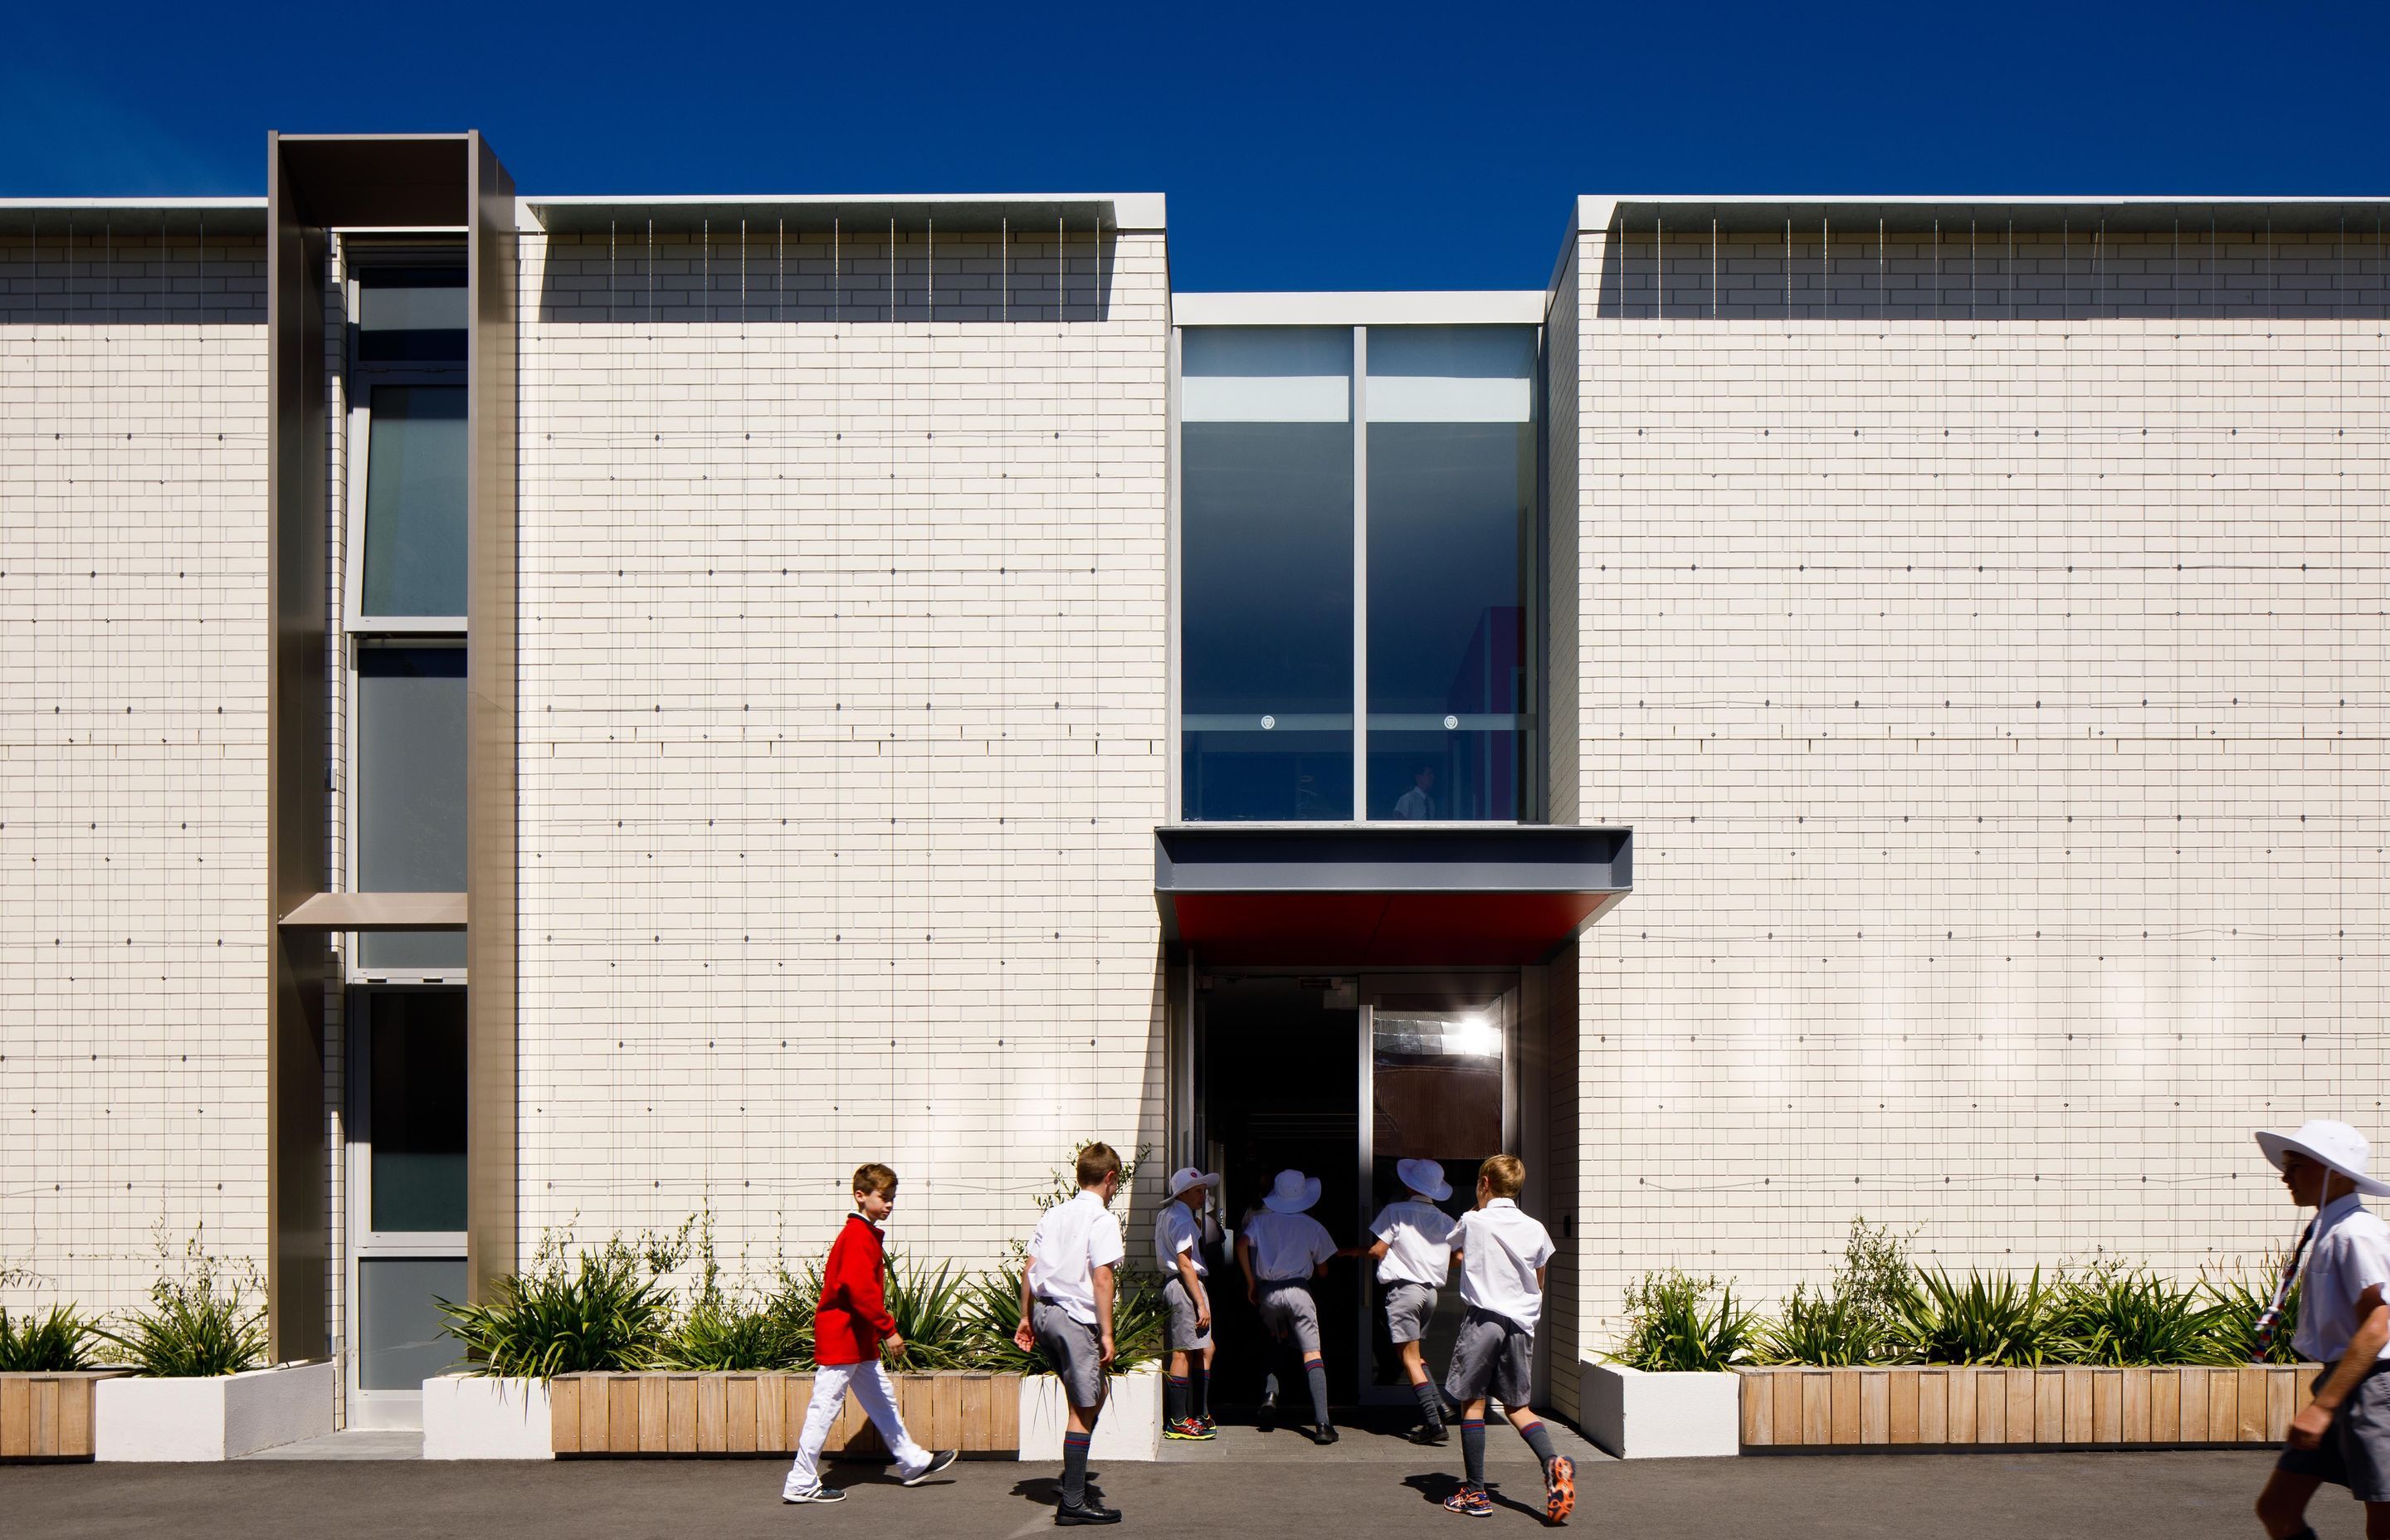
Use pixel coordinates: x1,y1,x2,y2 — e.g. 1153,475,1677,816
277,891,467,930
1154,825,1631,967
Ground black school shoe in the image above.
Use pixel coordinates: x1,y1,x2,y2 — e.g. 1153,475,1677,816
1056,1497,1123,1526
1256,1387,1278,1433
1305,1423,1339,1445
1406,1421,1449,1445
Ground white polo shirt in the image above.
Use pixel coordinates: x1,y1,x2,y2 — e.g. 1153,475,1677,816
1370,1200,1456,1287
1242,1209,1339,1282
2294,1193,2390,1364
1027,1188,1126,1328
1453,1198,1555,1333
1154,1200,1210,1279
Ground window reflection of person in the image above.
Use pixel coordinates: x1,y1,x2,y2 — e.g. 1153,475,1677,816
1393,765,1437,821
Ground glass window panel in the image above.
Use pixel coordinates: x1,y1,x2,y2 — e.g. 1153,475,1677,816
368,992,467,1233
1365,327,1535,822
1181,329,1354,821
356,646,466,971
357,266,467,363
358,1256,468,1390
360,384,468,617
1369,1007,1503,1390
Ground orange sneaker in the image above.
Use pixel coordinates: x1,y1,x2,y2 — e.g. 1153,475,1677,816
1544,1455,1575,1526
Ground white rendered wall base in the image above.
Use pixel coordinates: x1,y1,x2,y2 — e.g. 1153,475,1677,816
421,1375,554,1460
1017,1370,1162,1462
94,1362,334,1461
1581,1362,1739,1460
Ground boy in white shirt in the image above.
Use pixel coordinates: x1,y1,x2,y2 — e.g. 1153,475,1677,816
1236,1167,1343,1445
1368,1157,1457,1445
1441,1154,1573,1525
1016,1143,1128,1527
1155,1167,1221,1441
2251,1120,2390,1540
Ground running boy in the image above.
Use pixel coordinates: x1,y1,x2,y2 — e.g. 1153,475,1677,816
1237,1167,1342,1445
780,1163,958,1504
1369,1157,1457,1445
2251,1120,2390,1540
1156,1167,1221,1441
1018,1142,1128,1527
1441,1155,1573,1524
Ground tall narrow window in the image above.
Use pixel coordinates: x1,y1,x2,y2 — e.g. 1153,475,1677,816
354,645,466,970
358,384,467,618
1180,328,1355,821
1363,328,1535,821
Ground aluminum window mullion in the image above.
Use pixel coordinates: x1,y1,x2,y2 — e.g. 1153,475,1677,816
1351,324,1368,821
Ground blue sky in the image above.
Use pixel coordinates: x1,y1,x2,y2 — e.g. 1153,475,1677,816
5,0,2385,291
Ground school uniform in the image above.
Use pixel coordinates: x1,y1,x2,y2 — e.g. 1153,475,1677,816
1370,1197,1455,1345
1154,1201,1214,1352
1443,1197,1555,1411
1027,1187,1128,1410
2275,1192,2390,1500
783,1213,934,1498
1242,1207,1339,1352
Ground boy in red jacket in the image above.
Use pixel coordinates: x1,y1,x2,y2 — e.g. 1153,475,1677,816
781,1163,958,1504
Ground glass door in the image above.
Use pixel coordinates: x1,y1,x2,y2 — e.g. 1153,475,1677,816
1357,978,1515,1406
347,988,469,1428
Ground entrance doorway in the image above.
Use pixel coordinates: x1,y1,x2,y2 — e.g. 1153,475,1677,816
1190,970,1516,1413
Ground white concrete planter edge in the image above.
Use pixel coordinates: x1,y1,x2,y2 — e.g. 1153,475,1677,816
1017,1367,1162,1462
94,1360,335,1462
1580,1360,1741,1460
422,1373,555,1460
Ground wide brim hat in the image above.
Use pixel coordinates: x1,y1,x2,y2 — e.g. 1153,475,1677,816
2256,1119,2390,1197
1262,1168,1323,1214
1395,1157,1452,1203
1167,1167,1222,1200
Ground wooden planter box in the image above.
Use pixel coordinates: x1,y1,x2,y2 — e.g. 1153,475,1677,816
549,1370,1022,1458
1,1371,132,1460
1739,1363,2325,1450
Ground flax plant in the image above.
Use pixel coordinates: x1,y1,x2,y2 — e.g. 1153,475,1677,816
1612,1270,1757,1372
0,1305,101,1372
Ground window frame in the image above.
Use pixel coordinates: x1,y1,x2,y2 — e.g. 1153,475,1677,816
344,635,468,986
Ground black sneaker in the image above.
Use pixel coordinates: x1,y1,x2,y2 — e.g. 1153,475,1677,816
901,1450,958,1486
782,1484,846,1504
1056,1497,1123,1526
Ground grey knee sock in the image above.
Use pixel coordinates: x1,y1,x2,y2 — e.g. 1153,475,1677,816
1461,1418,1487,1489
1412,1379,1445,1430
1061,1430,1090,1507
1305,1361,1331,1428
1518,1417,1558,1474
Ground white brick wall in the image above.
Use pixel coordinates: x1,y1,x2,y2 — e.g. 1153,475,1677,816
0,229,270,1313
513,223,1173,1284
1566,217,2390,1349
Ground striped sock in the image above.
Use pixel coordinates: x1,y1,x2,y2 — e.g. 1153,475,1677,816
1517,1417,1558,1474
1164,1374,1189,1425
1061,1430,1091,1507
1461,1419,1487,1490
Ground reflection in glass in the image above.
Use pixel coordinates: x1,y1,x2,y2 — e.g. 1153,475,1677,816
357,646,466,971
1368,1007,1503,1389
358,1256,468,1390
1181,329,1354,821
368,992,467,1233
358,266,467,363
1365,327,1535,821
360,384,468,617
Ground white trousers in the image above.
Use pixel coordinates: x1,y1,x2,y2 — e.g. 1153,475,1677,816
783,1361,930,1494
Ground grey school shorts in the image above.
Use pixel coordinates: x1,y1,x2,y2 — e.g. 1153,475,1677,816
1384,1281,1438,1345
1443,1307,1534,1411
1162,1273,1213,1352
1256,1279,1322,1354
2277,1359,2390,1502
1031,1300,1108,1410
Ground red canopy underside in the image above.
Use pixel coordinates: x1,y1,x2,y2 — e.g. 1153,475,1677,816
1168,890,1620,966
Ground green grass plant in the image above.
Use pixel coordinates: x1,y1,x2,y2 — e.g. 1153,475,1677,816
1897,1268,2066,1367
1612,1270,1756,1372
2052,1265,2236,1366
1756,1284,1887,1367
439,1232,675,1377
2202,1264,2301,1364
98,1261,267,1377
0,1304,101,1372
958,1262,1163,1375
880,1252,980,1369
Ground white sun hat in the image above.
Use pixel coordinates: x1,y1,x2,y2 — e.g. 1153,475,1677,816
1261,1168,1323,1215
1395,1157,1453,1203
1166,1167,1222,1200
2256,1119,2390,1197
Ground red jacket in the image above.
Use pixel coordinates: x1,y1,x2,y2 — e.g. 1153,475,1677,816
813,1215,900,1366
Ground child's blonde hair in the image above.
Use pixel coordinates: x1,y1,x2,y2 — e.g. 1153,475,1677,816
852,1162,899,1197
1478,1154,1526,1199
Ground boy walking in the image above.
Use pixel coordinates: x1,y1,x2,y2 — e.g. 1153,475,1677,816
781,1163,958,1504
1369,1157,1457,1445
1236,1167,1342,1445
1441,1155,1573,1524
1157,1167,1222,1440
1017,1142,1128,1527
2251,1120,2390,1540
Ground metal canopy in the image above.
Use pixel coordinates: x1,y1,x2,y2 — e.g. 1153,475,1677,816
1154,825,1632,967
